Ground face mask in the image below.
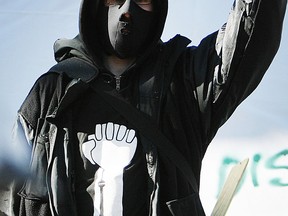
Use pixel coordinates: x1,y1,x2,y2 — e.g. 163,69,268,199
99,0,154,58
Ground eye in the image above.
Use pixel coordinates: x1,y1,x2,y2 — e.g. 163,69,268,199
104,0,125,6
104,0,152,6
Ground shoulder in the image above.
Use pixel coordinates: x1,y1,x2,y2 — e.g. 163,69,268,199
162,34,191,52
18,71,70,129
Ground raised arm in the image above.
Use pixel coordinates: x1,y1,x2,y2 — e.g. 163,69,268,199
184,0,287,143
214,0,287,106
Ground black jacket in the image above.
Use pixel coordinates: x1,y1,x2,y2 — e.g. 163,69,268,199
3,0,287,215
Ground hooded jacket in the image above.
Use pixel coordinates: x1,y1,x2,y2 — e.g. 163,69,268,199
4,0,287,216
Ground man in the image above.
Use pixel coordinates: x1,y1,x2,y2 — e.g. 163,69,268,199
4,0,287,215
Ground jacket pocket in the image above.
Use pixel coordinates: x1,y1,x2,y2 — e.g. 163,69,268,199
19,120,49,201
166,193,206,216
18,128,51,216
19,198,51,216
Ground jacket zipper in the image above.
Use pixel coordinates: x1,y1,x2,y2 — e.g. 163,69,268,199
115,76,121,91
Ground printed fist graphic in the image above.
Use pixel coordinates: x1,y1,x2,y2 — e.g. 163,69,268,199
82,122,137,174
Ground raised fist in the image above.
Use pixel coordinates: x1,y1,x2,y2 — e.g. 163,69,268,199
82,122,137,174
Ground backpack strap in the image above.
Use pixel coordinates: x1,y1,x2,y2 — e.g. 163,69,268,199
49,57,98,82
89,79,199,193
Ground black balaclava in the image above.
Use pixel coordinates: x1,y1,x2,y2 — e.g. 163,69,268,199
98,0,154,59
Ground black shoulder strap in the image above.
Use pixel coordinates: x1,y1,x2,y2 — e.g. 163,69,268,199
49,57,98,82
90,80,199,193
50,53,199,193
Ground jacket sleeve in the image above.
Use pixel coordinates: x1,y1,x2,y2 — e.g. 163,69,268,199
0,72,63,215
0,115,33,216
186,0,287,144
6,115,34,216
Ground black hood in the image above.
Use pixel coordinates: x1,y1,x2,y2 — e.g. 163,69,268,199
79,0,168,61
54,0,168,68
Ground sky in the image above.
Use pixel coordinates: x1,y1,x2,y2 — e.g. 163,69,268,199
0,0,287,215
